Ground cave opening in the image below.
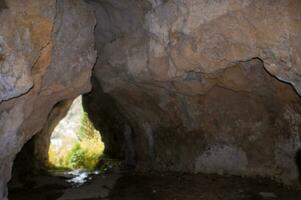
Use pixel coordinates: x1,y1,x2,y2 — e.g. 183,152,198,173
47,96,104,172
8,93,128,200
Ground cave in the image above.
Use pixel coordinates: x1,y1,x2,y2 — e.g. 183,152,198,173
2,0,301,200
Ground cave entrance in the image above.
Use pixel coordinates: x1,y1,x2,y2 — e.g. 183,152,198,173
47,96,104,172
8,94,125,199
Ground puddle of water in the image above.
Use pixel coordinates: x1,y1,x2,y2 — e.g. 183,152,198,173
66,170,90,187
49,169,100,187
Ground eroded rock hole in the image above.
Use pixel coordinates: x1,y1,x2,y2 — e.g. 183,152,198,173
47,96,104,172
8,95,128,199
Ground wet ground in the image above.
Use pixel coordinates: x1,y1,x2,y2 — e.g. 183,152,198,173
8,170,120,200
8,172,301,200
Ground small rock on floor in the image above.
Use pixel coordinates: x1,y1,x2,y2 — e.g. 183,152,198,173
259,192,277,198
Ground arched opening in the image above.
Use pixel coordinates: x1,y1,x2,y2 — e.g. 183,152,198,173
47,96,104,171
8,93,128,200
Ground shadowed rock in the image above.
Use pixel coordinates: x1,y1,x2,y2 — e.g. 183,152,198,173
0,0,7,9
296,149,301,183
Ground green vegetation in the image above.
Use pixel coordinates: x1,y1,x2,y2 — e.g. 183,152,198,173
48,111,104,171
97,155,123,173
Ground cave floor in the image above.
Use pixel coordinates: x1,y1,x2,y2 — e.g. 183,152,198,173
8,172,301,200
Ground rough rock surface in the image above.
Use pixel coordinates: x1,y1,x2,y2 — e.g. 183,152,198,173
2,0,301,199
89,0,301,185
0,0,96,199
33,99,73,167
83,79,136,166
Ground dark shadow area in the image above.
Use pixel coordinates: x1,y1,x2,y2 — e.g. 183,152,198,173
82,77,135,168
0,0,7,9
296,149,301,183
109,173,301,200
10,138,37,187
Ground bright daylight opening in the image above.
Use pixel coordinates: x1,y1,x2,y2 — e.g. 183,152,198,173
48,96,104,171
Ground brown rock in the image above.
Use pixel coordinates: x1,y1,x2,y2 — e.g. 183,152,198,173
2,1,301,199
90,0,301,186
0,0,96,199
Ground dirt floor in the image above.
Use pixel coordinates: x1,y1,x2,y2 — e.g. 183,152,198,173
8,172,301,200
110,173,301,200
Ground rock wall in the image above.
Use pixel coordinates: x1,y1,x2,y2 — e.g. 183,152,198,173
33,99,73,168
0,0,96,199
1,1,301,199
90,0,301,185
83,78,136,166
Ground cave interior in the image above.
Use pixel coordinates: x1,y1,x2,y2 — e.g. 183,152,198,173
1,0,301,200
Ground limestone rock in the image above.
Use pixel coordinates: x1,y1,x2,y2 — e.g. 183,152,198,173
1,1,301,199
0,1,96,199
90,0,301,185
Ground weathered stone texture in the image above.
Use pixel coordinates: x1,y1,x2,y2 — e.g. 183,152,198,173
1,1,301,199
0,1,96,199
90,0,301,185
